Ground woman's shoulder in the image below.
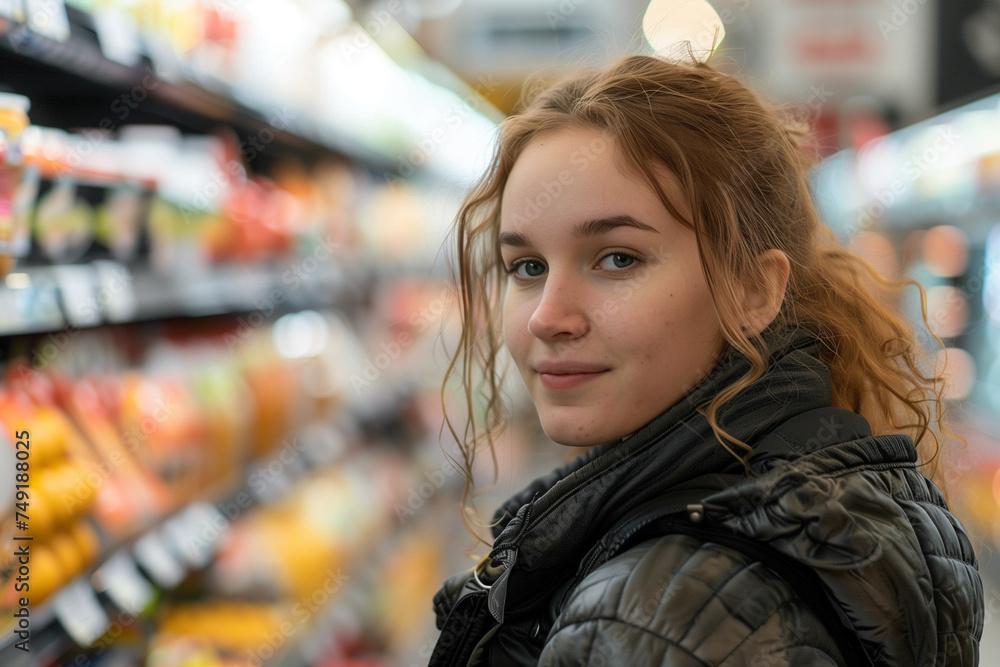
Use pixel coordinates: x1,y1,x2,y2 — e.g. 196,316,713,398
540,533,844,666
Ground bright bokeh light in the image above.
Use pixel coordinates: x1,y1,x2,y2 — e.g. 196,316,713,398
927,286,969,339
849,231,899,280
935,347,976,400
923,224,970,278
642,0,724,60
274,310,330,359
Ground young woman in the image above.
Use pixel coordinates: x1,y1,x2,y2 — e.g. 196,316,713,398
430,54,984,666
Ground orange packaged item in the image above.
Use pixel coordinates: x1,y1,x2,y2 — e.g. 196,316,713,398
54,374,175,537
0,362,139,538
115,373,210,503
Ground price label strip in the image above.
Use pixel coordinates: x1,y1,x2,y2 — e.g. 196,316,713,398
52,264,101,328
133,530,185,590
161,503,230,569
0,275,65,335
92,260,137,323
92,550,155,617
23,0,69,42
53,578,110,647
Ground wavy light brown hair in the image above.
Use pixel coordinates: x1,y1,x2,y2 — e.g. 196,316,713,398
439,53,954,545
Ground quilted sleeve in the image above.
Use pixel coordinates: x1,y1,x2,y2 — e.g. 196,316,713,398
538,534,845,667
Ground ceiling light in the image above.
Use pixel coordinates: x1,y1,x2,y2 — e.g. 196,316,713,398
642,0,725,61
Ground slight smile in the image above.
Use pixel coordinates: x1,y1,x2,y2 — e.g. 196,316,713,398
538,370,609,390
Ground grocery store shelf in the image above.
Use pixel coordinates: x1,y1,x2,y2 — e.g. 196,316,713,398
0,404,386,660
0,490,239,655
0,256,378,337
0,9,396,174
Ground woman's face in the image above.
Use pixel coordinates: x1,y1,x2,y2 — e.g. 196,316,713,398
500,127,725,446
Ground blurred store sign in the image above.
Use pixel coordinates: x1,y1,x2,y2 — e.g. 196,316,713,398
409,0,939,129
748,0,934,123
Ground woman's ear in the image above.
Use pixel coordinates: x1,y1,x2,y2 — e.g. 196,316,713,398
742,249,790,336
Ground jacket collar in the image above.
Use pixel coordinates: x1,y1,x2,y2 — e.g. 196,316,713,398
480,326,836,620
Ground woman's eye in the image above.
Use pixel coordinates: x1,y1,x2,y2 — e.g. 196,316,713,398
507,260,545,279
599,253,637,271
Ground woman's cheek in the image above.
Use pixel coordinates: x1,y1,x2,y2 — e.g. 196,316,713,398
502,301,528,355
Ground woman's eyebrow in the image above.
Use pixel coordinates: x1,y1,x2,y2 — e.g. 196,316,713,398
498,214,659,247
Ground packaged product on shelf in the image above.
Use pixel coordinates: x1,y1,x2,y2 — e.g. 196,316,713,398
112,371,211,504
273,160,324,236
185,357,254,492
52,372,175,533
118,336,252,501
223,175,296,263
234,330,298,459
0,363,152,540
152,599,297,662
0,92,36,277
362,180,427,261
312,159,361,255
95,184,149,262
34,178,96,264
0,384,107,610
369,527,445,649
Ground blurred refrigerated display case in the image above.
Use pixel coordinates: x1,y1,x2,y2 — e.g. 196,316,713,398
812,85,1000,554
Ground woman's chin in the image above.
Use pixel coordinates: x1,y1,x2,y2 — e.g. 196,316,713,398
539,420,623,448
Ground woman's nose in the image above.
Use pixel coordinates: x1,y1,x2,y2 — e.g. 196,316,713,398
527,273,589,340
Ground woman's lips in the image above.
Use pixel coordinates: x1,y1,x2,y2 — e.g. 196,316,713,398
538,370,609,390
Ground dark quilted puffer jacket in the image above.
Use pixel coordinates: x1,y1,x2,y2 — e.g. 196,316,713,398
429,328,984,666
